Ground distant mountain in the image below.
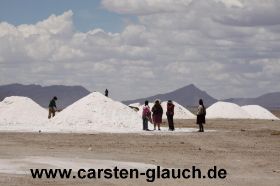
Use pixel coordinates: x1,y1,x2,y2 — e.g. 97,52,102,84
224,92,280,109
123,84,217,107
0,84,90,108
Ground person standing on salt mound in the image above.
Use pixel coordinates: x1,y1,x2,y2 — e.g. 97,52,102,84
105,89,109,97
152,100,163,130
48,96,58,119
142,100,151,131
166,100,175,131
196,99,206,132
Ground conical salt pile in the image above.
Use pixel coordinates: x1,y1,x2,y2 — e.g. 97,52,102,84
129,103,141,108
206,101,252,119
137,101,195,119
241,105,279,120
0,96,48,131
161,101,196,119
51,92,145,133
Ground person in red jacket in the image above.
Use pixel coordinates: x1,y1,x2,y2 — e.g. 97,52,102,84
166,100,175,131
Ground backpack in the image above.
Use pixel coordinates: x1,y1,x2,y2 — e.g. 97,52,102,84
143,106,151,117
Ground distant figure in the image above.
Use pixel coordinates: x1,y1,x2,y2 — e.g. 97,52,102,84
166,100,175,131
152,100,163,130
142,100,151,131
105,89,109,97
196,99,206,132
48,96,58,119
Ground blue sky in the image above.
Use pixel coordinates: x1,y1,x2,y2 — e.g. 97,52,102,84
0,0,132,32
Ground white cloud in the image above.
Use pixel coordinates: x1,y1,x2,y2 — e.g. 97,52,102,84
214,0,244,8
1,1,280,100
101,0,193,14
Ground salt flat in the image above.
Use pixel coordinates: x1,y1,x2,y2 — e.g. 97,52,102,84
0,118,279,186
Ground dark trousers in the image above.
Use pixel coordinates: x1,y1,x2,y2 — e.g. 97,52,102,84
167,114,174,130
142,118,148,130
198,123,204,132
48,107,56,119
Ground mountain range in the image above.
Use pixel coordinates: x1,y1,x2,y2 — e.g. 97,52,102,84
0,84,90,108
224,92,280,109
123,84,280,109
0,83,279,109
123,84,217,107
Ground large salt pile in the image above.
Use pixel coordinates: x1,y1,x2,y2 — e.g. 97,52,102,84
241,105,279,120
0,96,48,131
137,101,195,119
128,102,141,111
161,101,196,119
129,103,141,108
51,92,146,133
206,101,252,119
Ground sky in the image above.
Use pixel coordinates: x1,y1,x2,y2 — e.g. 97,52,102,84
0,0,280,101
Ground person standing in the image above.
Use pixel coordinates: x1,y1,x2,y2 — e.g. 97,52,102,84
142,100,151,131
48,96,58,119
152,100,163,130
105,89,109,97
196,99,206,132
166,100,175,131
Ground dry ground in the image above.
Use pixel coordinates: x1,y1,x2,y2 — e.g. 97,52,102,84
0,113,279,186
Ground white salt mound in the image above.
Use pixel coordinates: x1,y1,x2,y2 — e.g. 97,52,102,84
0,96,48,126
241,105,279,120
161,101,196,119
206,101,252,119
128,103,141,111
129,103,141,108
137,101,195,119
52,92,146,133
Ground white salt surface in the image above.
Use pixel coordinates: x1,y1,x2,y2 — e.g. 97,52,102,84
129,102,141,108
206,101,252,119
241,105,279,120
51,92,149,133
0,96,48,128
0,156,157,175
0,94,210,133
140,128,214,135
137,101,195,119
161,101,196,119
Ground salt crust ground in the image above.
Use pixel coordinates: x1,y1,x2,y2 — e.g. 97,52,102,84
0,156,156,175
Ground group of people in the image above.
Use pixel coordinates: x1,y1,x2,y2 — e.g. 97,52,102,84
142,99,206,132
142,100,176,131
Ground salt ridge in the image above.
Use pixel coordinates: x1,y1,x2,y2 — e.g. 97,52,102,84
0,95,278,133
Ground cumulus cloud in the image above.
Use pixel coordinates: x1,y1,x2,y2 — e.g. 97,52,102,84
1,1,280,100
101,0,193,14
